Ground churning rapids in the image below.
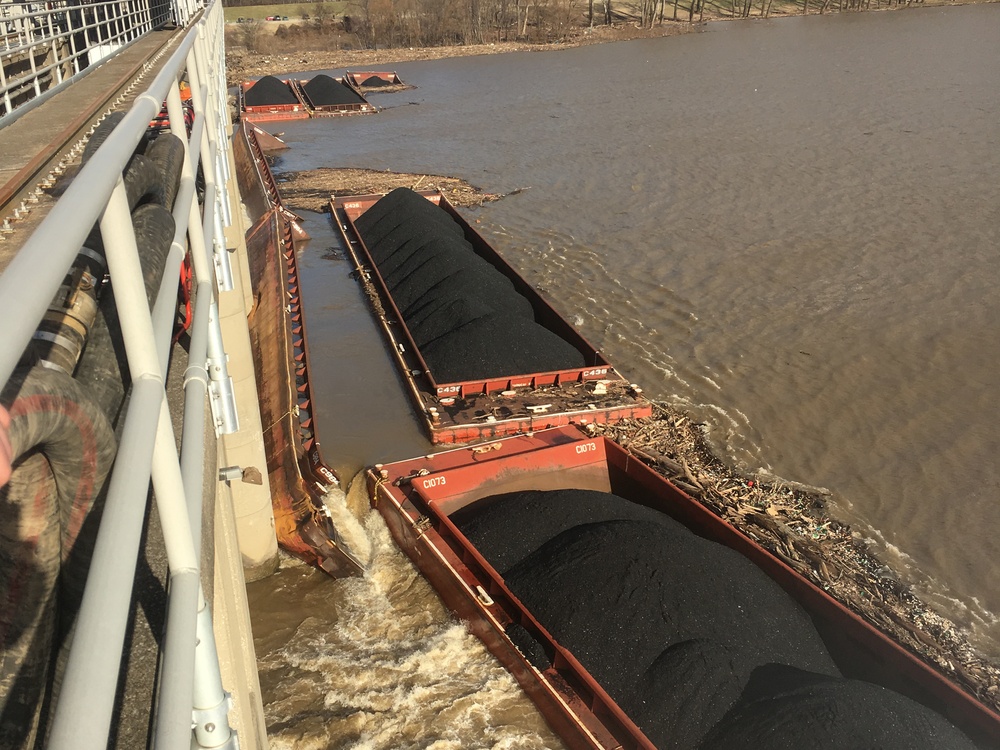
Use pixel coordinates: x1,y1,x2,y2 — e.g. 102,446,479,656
245,5,1000,748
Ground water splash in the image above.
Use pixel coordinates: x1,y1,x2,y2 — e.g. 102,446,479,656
258,508,563,750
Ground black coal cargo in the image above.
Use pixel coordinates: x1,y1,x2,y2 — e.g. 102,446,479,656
244,76,298,106
354,188,586,383
458,488,978,750
355,189,465,246
302,74,366,106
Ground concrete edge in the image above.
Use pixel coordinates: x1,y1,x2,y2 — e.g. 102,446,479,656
210,126,279,749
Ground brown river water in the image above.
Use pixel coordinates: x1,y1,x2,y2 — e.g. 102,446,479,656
245,5,1000,747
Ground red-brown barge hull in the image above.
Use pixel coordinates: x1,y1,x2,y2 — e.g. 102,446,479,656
238,79,310,123
332,192,653,445
368,426,1000,749
236,121,362,577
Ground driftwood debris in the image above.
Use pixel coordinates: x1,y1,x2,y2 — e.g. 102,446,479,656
275,168,499,213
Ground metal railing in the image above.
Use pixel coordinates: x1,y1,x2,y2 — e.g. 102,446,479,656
0,0,245,747
0,0,199,121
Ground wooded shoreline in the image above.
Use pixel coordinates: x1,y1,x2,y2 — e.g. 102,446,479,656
225,0,991,85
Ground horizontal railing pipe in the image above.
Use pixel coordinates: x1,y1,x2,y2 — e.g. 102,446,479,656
0,25,200,385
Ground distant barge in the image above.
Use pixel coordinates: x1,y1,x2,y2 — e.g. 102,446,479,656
344,70,410,92
238,75,376,122
332,190,653,444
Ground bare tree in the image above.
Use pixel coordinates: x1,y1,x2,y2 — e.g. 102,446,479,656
239,17,268,52
312,0,336,28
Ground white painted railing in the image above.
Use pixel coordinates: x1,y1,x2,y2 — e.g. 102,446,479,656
0,0,185,121
0,0,247,747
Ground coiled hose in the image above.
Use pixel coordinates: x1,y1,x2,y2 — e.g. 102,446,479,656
0,116,184,749
0,367,116,749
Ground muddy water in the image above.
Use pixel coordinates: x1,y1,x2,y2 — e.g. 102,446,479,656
247,5,1000,747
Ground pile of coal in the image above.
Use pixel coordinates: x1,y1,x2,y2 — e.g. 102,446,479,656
701,664,977,750
244,76,297,106
457,489,976,750
354,188,585,383
303,75,366,106
361,75,392,87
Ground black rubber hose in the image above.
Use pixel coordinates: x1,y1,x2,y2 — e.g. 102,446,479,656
145,133,185,212
19,149,165,376
122,153,166,210
74,203,176,425
81,111,126,165
0,366,116,750
77,115,165,260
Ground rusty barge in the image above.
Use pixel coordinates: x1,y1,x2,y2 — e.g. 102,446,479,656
234,121,362,576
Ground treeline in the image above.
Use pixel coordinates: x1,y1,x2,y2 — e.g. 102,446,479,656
225,0,303,6
235,0,928,52
627,0,924,25
345,0,583,46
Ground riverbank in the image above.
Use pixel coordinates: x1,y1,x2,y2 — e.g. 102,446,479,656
226,21,701,85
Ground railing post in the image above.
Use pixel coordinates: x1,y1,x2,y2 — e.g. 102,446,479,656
158,73,239,750
191,34,235,295
182,39,239,434
1,63,11,115
192,589,238,749
47,177,165,750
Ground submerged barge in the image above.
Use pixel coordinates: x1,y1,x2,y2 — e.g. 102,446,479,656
332,190,652,444
344,70,410,92
368,426,1000,749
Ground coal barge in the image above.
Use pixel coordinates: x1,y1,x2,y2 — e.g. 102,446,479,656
238,74,376,122
368,426,1000,749
332,188,653,444
344,70,410,92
